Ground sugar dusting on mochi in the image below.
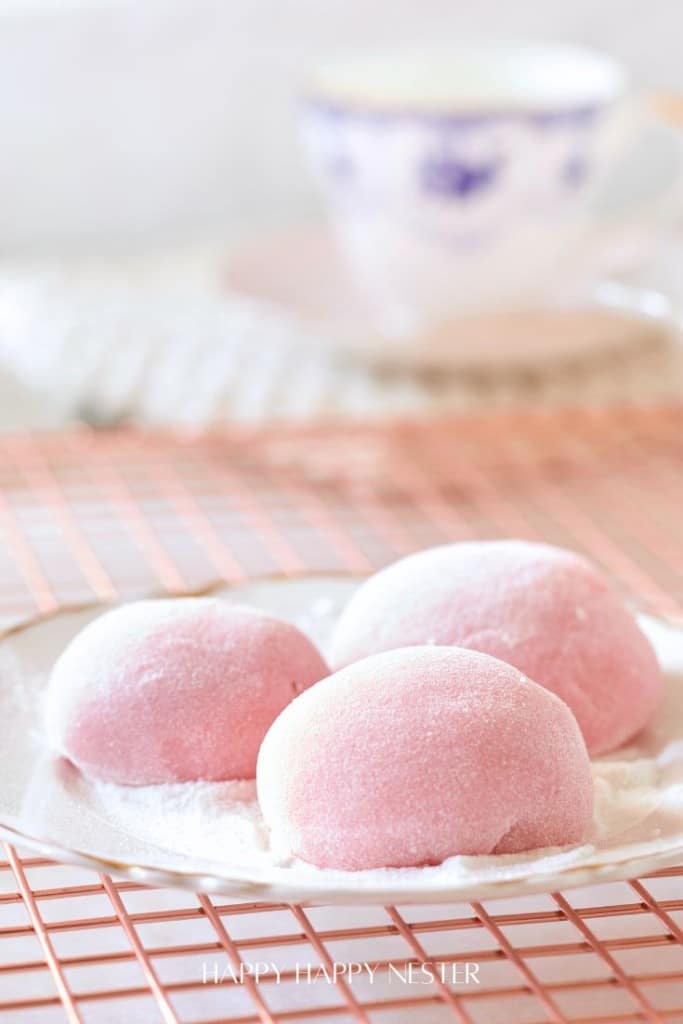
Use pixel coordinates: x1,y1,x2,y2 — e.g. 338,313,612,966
257,646,594,870
45,598,330,784
330,540,663,756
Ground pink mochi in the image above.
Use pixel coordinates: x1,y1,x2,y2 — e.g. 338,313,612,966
257,646,593,869
330,540,662,756
46,598,329,785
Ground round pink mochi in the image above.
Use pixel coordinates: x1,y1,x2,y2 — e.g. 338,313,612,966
257,646,593,870
330,541,662,756
46,598,329,785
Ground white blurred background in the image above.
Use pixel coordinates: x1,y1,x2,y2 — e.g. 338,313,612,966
0,0,682,429
1,0,682,252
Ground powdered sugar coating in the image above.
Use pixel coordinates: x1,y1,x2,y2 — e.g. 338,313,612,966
46,599,329,785
257,645,593,870
330,541,663,755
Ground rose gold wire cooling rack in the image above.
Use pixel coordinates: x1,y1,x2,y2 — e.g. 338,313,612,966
1,405,683,1024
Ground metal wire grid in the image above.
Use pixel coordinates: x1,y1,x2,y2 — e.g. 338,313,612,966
0,405,682,1023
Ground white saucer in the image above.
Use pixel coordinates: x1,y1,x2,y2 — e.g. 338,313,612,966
2,575,683,904
227,230,679,371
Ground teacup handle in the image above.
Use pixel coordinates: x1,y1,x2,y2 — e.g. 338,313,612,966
580,97,683,279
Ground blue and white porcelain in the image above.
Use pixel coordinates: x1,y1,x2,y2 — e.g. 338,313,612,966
302,42,631,337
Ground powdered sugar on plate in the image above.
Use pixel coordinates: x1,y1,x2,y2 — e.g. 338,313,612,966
78,683,683,889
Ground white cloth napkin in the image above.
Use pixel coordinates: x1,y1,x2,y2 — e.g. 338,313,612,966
0,246,680,431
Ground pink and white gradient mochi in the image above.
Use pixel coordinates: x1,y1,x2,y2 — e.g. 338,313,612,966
45,598,329,785
257,645,594,870
330,540,663,756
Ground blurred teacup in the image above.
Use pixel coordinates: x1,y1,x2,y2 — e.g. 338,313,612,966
302,42,640,340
